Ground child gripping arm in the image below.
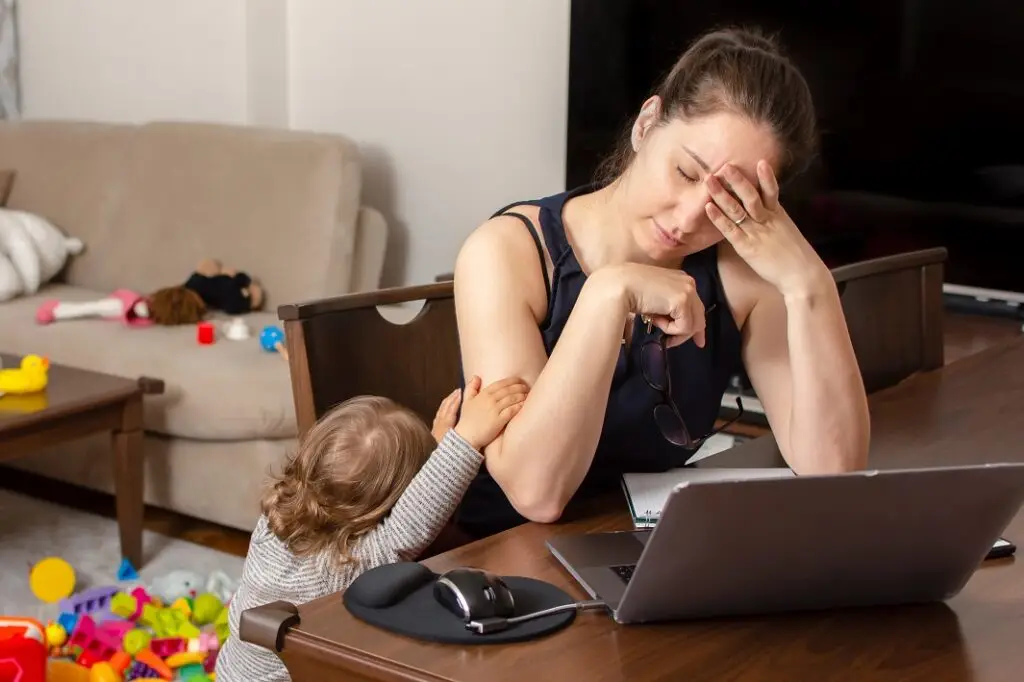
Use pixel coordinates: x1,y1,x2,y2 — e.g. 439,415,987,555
358,375,528,565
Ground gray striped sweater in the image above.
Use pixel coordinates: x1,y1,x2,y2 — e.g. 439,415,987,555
215,429,483,682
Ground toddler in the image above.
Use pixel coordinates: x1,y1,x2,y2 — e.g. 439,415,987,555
215,375,528,682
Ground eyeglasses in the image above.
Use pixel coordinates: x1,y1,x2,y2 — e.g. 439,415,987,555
639,307,744,450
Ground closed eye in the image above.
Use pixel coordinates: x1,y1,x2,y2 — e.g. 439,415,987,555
676,167,698,184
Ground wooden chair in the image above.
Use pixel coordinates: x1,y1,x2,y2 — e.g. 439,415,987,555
831,246,947,394
279,283,459,440
279,247,948,441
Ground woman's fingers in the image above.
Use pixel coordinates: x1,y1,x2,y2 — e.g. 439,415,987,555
706,175,749,225
719,165,768,222
756,160,780,211
705,202,749,247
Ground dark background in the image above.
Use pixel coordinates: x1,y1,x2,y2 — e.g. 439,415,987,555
566,0,1024,292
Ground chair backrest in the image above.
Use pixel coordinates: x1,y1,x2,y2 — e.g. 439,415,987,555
280,247,947,440
831,246,947,394
279,283,458,439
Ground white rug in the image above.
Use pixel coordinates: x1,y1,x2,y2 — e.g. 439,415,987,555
0,488,246,622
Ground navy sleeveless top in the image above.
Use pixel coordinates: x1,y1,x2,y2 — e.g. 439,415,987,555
452,185,744,539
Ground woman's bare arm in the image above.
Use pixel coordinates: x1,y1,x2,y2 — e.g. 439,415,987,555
454,217,630,522
740,269,870,474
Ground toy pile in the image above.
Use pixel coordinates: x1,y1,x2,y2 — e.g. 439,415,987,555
5,556,238,681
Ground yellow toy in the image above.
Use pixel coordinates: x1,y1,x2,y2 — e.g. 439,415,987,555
45,620,68,647
29,556,75,603
0,354,49,394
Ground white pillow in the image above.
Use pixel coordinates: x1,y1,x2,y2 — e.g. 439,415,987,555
0,209,84,300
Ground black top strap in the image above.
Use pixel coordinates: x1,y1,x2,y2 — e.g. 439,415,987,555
494,209,552,304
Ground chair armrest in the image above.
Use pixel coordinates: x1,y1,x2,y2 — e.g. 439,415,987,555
277,282,453,321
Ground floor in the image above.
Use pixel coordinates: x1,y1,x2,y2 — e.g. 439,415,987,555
2,311,1021,560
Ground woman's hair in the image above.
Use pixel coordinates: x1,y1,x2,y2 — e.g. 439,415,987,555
596,25,818,186
261,395,436,567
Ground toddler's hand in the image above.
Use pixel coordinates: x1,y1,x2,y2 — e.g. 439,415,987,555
431,387,463,442
454,375,528,451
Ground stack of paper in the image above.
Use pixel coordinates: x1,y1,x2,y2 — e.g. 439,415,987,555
621,467,794,528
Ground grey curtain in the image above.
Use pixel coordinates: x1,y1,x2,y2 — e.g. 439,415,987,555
0,0,19,119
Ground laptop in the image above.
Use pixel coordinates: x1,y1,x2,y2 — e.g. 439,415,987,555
546,463,1024,624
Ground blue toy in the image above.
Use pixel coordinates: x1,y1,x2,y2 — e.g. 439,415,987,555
117,557,139,582
260,325,289,362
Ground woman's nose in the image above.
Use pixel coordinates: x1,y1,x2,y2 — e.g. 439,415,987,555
670,198,710,235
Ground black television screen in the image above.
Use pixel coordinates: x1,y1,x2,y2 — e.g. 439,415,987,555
567,0,1024,289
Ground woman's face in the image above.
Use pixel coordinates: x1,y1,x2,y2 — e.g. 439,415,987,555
620,98,782,261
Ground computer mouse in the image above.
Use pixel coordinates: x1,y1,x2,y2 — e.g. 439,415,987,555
433,567,515,621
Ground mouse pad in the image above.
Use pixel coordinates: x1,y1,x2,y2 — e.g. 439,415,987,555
343,561,579,644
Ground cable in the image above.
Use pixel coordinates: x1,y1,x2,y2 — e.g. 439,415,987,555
465,600,606,634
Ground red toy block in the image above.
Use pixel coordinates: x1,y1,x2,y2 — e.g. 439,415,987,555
0,618,47,682
149,637,186,658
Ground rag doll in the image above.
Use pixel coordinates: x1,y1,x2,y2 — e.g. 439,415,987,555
35,259,264,326
148,258,264,325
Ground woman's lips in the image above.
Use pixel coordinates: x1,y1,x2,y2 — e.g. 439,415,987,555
652,219,682,248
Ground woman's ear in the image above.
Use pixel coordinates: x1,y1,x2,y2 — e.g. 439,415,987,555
631,96,662,152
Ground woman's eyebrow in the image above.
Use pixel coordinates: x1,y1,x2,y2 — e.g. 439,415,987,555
680,145,711,173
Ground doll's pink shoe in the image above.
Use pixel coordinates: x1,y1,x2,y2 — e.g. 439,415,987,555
110,289,153,327
36,299,59,325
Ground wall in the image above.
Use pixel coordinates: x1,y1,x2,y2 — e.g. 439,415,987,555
16,0,570,287
18,0,250,125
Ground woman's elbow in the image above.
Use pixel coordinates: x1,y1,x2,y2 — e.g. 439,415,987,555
488,461,568,524
509,491,566,524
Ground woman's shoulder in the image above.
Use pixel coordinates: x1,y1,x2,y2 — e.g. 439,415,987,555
454,198,561,325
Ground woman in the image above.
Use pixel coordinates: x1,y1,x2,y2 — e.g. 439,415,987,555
451,26,870,540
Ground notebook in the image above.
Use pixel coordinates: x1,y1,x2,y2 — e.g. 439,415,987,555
621,467,796,528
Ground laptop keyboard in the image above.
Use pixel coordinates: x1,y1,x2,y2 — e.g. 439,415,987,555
611,564,636,584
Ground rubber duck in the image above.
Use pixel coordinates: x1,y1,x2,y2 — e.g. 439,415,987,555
0,354,50,394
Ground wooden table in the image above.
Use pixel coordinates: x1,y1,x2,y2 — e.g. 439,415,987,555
244,337,1024,681
0,353,163,568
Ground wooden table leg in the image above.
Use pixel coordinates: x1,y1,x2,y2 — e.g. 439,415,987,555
113,395,145,569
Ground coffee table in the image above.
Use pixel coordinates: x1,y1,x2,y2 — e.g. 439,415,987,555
0,353,164,568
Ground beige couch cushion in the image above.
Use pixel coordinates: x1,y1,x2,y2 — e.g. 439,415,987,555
1,284,296,441
0,120,364,308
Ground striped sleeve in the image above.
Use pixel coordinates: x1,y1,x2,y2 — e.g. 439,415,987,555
354,429,483,566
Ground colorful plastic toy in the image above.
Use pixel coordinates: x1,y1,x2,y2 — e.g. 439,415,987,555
45,621,67,647
116,557,139,582
0,617,47,682
196,321,216,345
259,324,290,362
32,565,235,680
58,585,119,622
28,556,76,603
0,354,49,394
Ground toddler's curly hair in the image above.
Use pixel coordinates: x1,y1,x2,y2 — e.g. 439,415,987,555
261,395,436,566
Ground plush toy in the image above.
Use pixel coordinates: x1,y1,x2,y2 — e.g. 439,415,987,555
36,289,153,326
0,208,84,302
35,259,264,326
148,258,264,325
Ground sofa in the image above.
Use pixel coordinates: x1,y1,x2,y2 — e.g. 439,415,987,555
0,119,387,530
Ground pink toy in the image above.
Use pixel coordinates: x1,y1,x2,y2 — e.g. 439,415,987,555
36,289,153,327
67,615,121,667
98,619,133,642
